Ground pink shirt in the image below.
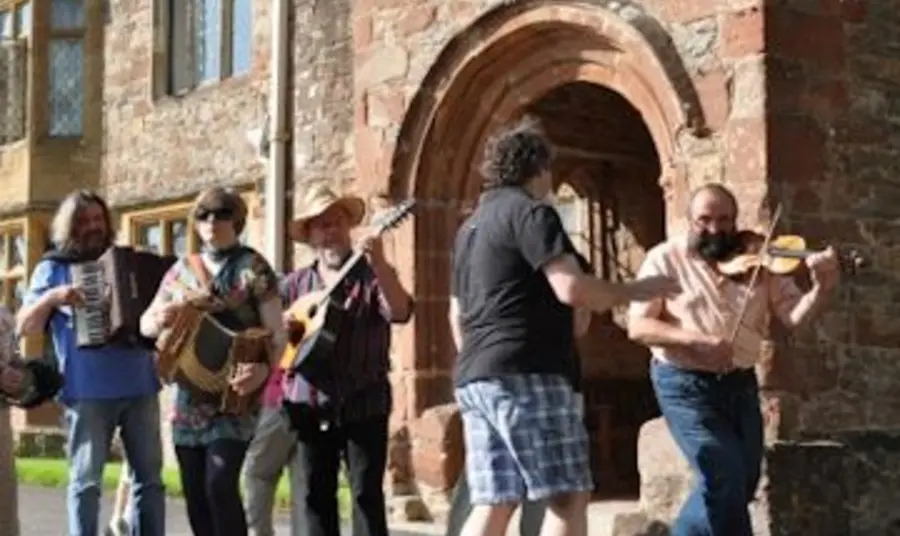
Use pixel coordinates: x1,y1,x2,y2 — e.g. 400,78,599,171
261,368,285,408
628,235,804,369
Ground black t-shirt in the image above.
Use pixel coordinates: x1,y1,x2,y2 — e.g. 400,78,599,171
450,186,580,387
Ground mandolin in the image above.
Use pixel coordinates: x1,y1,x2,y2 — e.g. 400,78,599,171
278,199,416,386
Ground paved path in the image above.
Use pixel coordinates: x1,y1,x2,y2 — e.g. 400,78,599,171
18,485,432,536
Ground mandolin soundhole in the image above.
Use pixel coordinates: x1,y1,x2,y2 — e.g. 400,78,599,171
308,305,318,318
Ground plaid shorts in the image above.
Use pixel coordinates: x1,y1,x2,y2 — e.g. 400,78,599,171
455,374,594,504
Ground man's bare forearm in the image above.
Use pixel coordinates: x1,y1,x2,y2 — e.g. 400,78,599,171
449,314,463,351
16,292,59,336
571,276,634,315
787,285,829,328
628,317,699,348
372,261,413,322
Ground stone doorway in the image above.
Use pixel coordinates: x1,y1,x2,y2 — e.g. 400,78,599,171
380,3,707,508
530,82,665,498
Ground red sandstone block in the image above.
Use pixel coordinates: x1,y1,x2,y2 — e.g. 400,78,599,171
693,69,731,132
409,403,464,491
721,7,765,58
767,8,846,71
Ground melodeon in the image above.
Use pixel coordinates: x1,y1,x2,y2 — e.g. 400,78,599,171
156,302,272,416
70,246,177,348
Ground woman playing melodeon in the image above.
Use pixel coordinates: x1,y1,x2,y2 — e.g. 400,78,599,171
140,187,286,536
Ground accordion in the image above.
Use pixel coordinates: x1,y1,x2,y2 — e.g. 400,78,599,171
156,302,272,416
70,246,177,348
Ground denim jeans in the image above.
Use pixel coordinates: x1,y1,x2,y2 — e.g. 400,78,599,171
64,395,165,536
650,360,763,536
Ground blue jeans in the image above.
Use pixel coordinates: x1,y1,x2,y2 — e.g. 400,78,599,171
650,360,763,536
64,395,165,536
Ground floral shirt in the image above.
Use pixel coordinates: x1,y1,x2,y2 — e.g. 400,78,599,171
152,247,278,446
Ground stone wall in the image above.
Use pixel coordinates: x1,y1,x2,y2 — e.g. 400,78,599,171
617,1,900,534
101,0,272,208
759,0,900,533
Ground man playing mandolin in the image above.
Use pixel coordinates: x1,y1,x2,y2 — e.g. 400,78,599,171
278,185,414,536
627,184,842,536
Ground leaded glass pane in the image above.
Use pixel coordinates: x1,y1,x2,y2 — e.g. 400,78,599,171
10,233,24,268
51,0,84,29
14,2,29,36
171,219,188,256
0,12,12,39
231,0,251,75
137,223,163,254
194,0,220,82
48,39,84,137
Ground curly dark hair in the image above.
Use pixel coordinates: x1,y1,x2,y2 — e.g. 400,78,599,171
479,116,553,190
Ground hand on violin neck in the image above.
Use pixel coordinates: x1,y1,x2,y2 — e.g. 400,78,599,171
806,246,840,291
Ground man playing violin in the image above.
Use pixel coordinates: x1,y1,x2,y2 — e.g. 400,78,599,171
627,183,841,536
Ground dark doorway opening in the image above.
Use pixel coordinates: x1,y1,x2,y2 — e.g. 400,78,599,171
528,81,666,499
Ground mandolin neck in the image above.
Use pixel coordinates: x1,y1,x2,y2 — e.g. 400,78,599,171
317,227,390,303
320,250,366,300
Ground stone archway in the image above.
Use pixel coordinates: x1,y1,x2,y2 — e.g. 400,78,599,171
383,0,709,507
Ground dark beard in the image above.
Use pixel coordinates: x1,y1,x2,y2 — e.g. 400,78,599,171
75,231,110,261
693,230,740,262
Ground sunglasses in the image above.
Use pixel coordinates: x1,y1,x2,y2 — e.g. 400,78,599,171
196,208,234,222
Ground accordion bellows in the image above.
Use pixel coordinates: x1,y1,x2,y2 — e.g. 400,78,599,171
156,302,272,416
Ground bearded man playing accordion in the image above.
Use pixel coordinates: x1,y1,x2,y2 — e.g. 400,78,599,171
16,190,166,536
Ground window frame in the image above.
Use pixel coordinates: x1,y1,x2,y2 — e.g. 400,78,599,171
47,0,86,138
122,201,198,257
0,218,28,314
152,0,252,99
120,192,256,256
0,0,31,38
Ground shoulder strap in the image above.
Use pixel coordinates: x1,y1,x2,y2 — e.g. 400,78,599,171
186,254,213,289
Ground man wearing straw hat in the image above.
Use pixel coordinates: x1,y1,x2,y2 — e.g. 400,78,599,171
278,185,413,536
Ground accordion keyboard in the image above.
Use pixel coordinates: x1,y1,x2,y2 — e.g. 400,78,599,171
71,261,109,347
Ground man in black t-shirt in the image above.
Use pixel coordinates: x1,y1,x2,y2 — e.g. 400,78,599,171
448,118,678,536
445,251,593,536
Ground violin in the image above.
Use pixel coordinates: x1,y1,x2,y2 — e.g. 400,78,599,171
716,230,866,278
722,204,866,345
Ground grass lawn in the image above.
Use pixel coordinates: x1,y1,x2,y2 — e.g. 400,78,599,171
15,457,350,514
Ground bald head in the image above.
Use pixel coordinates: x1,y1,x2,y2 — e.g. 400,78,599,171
687,184,741,261
688,184,738,231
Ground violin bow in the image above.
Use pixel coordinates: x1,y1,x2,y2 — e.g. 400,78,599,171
728,203,783,344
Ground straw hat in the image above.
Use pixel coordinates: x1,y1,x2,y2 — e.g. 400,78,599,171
289,184,366,242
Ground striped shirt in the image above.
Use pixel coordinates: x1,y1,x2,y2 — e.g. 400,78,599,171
281,259,409,423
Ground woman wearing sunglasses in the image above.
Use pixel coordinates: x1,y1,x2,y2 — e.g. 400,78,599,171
141,187,286,536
